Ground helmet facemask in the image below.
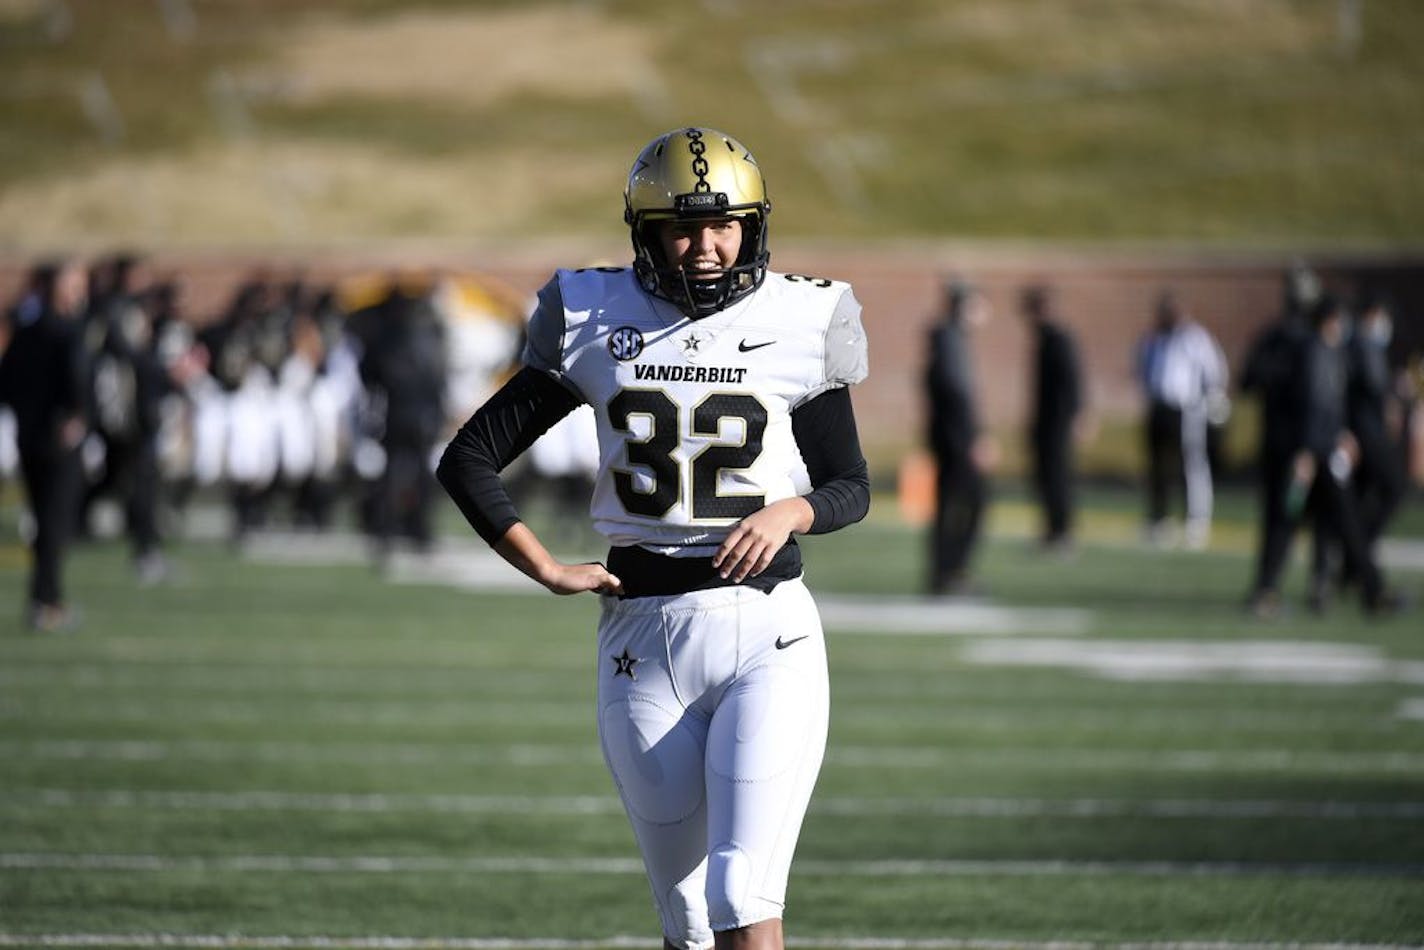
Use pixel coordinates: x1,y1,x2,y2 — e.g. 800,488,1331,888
631,208,768,319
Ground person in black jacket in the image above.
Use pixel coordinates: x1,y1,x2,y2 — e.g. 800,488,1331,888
1241,266,1316,617
0,260,90,632
1020,284,1082,551
1310,291,1409,608
84,255,169,582
1346,293,1407,558
356,277,448,557
1248,294,1400,618
925,279,995,595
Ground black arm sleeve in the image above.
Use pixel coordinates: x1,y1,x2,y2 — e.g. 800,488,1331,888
791,385,870,534
436,366,582,546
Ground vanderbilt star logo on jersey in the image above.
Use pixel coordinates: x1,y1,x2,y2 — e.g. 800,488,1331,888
679,331,706,359
611,648,642,680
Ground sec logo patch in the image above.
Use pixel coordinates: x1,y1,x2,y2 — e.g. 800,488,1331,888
608,326,645,362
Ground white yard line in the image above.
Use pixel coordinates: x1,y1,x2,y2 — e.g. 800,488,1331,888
816,596,1090,636
2,852,1421,878
2,937,1419,950
6,788,1424,820
2,701,1388,733
2,938,1421,950
6,740,1424,774
962,639,1424,686
1379,539,1424,572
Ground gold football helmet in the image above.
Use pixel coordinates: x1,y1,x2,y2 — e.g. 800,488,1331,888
624,127,771,318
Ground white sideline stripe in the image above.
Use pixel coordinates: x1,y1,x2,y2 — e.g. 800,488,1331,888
1379,538,1424,572
7,740,1424,774
3,939,1421,950
0,739,602,767
9,788,1424,820
4,852,1423,878
0,703,1393,734
830,747,1424,774
817,596,1091,636
962,639,1424,687
2,938,1419,950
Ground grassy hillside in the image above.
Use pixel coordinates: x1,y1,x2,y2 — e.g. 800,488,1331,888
2,0,1422,248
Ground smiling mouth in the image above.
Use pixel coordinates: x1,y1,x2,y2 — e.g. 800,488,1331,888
683,262,726,280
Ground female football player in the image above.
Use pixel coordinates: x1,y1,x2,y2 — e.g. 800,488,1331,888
438,127,870,950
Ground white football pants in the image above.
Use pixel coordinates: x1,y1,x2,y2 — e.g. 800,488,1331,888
596,576,829,950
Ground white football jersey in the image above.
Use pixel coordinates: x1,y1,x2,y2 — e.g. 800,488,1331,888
524,267,868,554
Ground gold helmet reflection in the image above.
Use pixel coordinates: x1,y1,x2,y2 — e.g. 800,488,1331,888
624,127,771,318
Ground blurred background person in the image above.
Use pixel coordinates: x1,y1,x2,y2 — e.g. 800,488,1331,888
81,253,170,583
520,404,601,552
200,273,283,542
1399,350,1423,491
1136,290,1229,550
285,286,362,532
1310,290,1408,609
1247,294,1400,618
1240,263,1318,615
924,278,996,596
146,275,211,528
0,320,15,495
352,273,449,560
1019,283,1082,553
0,259,90,632
1346,291,1408,562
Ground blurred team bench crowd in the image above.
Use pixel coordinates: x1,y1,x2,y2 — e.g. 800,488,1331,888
5,245,1424,554
0,250,585,548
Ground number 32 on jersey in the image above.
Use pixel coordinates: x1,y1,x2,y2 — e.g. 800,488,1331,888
609,388,768,521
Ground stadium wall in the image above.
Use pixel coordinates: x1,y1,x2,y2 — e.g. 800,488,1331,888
3,245,1421,477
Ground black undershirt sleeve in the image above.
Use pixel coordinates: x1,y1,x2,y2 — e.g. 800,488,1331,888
436,366,582,546
791,385,871,534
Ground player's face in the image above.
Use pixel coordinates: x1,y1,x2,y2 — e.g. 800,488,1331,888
963,291,992,329
658,217,743,281
55,263,88,318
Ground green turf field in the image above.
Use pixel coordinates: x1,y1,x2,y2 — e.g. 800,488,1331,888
1,490,1423,947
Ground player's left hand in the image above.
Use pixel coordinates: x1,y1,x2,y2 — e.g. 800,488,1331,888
714,498,814,583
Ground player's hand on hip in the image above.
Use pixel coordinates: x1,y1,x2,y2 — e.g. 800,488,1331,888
495,524,623,597
714,498,814,583
543,561,624,597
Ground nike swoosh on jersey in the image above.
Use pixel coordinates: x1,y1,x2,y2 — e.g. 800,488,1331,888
774,635,809,650
738,340,775,352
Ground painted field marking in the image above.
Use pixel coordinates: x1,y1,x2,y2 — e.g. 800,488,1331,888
817,596,1090,636
2,938,641,950
2,936,1420,950
3,852,1422,878
962,638,1424,686
6,740,1424,774
7,788,1424,821
7,699,1387,733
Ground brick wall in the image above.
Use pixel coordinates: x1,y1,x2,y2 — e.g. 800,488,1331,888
4,244,1421,469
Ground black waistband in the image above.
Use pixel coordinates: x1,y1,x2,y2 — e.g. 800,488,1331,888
607,540,802,599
